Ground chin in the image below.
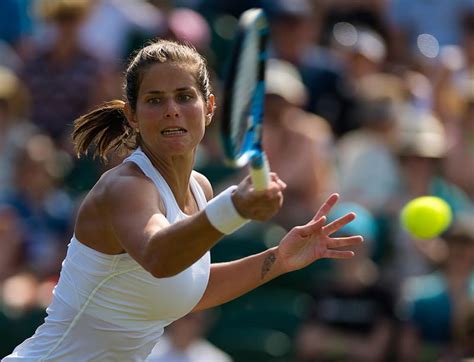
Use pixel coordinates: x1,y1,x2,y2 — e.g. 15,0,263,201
166,143,197,157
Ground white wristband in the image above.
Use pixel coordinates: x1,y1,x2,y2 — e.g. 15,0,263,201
205,186,250,234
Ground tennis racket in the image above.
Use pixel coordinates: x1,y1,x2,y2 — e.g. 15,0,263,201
220,8,270,191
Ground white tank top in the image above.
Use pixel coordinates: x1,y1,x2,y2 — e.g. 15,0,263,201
4,148,211,361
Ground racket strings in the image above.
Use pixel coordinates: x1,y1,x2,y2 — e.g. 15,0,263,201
231,26,260,152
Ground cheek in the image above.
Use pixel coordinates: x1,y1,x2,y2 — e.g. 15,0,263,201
185,103,206,126
138,104,161,121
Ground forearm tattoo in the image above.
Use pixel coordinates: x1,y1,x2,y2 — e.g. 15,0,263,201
261,252,276,280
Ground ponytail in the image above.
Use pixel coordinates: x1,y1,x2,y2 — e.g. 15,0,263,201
73,39,213,161
72,100,138,161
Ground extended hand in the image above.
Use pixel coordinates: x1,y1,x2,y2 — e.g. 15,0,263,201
277,193,364,273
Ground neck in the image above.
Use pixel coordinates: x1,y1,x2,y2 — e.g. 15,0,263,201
139,144,196,209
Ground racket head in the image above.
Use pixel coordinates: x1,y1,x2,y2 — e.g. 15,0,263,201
220,8,269,168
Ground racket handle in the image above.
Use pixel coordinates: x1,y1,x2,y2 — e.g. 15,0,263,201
249,152,271,191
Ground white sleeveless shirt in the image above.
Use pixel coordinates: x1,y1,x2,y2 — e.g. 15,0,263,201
4,148,211,361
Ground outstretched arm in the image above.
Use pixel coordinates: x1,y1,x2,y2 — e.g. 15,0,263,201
192,247,282,312
193,193,363,311
102,168,284,278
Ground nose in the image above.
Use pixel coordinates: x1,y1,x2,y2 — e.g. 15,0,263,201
164,99,179,119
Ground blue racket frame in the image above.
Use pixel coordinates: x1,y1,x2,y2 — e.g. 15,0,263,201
220,9,270,190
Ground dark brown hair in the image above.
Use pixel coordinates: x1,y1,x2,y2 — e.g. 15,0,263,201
72,39,212,160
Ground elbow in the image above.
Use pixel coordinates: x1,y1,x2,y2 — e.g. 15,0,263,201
148,266,181,279
143,251,182,278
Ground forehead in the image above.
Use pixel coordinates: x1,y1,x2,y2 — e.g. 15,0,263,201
139,62,198,94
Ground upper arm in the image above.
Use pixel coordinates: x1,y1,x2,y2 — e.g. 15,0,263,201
193,171,213,201
103,171,169,268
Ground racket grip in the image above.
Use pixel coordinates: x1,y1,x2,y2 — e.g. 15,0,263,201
249,152,271,191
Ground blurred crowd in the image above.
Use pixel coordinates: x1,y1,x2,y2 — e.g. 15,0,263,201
0,0,473,360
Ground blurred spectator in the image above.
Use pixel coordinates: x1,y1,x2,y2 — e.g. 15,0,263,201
434,12,474,123
459,11,474,76
331,26,387,81
0,134,75,278
0,206,25,282
146,311,232,362
0,1,471,360
399,216,474,361
165,8,211,51
262,0,357,137
0,0,34,60
194,0,260,18
442,76,474,201
0,41,23,71
395,110,473,217
295,202,399,362
262,59,338,229
385,109,474,286
0,65,38,195
0,272,47,358
19,0,112,142
0,0,27,46
386,0,474,66
124,6,213,68
399,69,434,113
336,72,405,214
79,0,165,65
35,276,57,310
318,0,389,47
434,13,474,200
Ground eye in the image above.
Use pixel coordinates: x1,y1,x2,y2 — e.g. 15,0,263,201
177,94,193,102
146,97,161,104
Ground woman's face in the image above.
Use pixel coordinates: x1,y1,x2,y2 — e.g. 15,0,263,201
131,62,213,157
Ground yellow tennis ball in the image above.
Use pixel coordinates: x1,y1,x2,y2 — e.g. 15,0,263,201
400,196,453,239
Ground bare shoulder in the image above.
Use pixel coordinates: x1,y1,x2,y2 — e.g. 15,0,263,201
192,171,213,201
98,162,161,209
74,161,163,253
75,161,167,254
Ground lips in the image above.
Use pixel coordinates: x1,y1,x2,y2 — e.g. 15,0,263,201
161,127,187,136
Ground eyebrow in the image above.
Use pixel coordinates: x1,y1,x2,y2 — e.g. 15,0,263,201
144,87,195,95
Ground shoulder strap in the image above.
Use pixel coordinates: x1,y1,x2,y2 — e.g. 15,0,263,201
123,149,208,218
190,171,208,210
123,148,178,218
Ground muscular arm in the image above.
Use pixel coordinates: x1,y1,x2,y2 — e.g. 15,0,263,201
103,168,223,278
100,162,283,279
192,247,285,311
192,193,363,311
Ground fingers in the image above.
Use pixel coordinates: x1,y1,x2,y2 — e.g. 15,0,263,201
312,193,339,221
322,212,356,236
271,173,287,190
299,211,360,240
327,235,364,249
234,173,286,221
323,250,355,259
248,173,286,193
266,173,287,191
298,216,326,237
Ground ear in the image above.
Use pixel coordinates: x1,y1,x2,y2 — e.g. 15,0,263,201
205,94,215,126
124,102,139,131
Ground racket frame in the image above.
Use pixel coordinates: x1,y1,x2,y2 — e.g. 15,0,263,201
220,8,271,191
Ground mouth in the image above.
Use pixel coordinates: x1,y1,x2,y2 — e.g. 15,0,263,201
161,127,188,136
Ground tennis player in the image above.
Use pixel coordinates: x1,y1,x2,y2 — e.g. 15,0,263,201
3,39,362,361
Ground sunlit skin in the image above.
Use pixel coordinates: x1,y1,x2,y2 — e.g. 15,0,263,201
75,57,362,307
125,62,215,197
277,193,361,273
4,36,370,360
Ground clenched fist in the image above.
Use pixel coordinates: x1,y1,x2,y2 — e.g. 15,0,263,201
231,173,286,221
